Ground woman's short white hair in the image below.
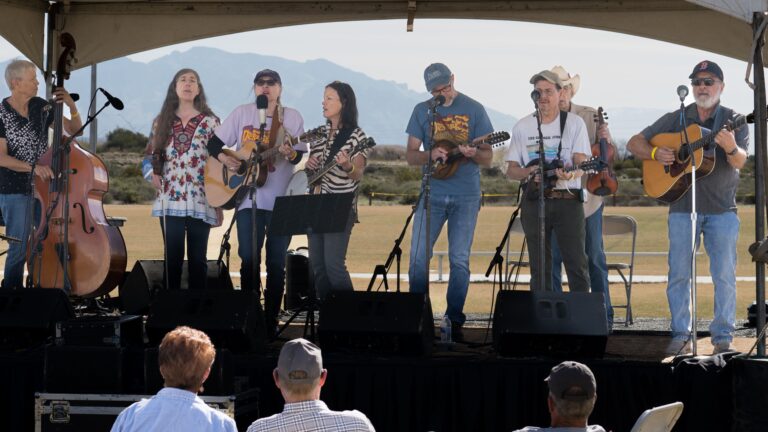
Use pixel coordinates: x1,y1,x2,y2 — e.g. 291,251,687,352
4,59,36,90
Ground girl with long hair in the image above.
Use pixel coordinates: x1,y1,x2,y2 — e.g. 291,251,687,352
142,68,220,290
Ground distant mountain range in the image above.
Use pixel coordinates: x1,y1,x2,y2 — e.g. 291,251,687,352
2,47,518,145
4,48,740,151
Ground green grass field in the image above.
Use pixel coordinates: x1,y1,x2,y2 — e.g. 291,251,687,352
59,204,760,321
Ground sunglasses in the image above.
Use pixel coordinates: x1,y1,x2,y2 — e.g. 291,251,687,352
256,79,278,87
691,78,720,87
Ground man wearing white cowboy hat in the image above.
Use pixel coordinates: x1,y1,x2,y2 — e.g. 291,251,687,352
548,65,616,331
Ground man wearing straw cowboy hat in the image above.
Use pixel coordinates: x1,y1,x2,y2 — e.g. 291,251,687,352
548,66,616,331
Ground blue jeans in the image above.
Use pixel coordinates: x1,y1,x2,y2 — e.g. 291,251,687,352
667,212,738,344
552,204,613,327
236,208,291,327
408,193,481,326
159,216,210,290
0,193,38,289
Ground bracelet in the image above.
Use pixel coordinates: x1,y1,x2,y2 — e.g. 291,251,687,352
726,146,739,156
70,111,80,119
650,146,658,161
288,149,297,160
346,165,356,175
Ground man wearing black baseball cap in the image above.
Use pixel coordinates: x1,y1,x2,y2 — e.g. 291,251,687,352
628,60,748,356
513,361,605,431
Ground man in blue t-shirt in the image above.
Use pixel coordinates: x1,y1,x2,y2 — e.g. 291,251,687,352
405,63,494,341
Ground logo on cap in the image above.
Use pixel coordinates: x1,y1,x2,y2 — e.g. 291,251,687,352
699,61,709,71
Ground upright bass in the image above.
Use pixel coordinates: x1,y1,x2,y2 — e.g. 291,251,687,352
27,33,127,297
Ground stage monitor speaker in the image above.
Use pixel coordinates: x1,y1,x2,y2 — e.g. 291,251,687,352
493,290,607,358
318,291,433,356
0,288,73,349
284,248,314,311
146,289,266,353
120,260,233,315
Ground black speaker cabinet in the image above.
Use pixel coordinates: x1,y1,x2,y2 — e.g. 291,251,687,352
493,290,608,358
146,289,266,353
120,260,233,315
318,291,433,355
0,288,73,349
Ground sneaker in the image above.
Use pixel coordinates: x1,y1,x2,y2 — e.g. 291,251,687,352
713,341,732,354
665,337,691,356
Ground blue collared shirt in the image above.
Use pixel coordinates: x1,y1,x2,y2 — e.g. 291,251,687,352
111,387,238,432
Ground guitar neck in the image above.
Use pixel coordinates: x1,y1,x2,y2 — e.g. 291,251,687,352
689,116,746,152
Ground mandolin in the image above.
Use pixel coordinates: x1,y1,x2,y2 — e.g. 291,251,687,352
522,156,606,201
431,131,510,179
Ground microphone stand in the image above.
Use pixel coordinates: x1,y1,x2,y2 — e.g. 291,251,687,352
678,97,699,356
534,102,547,291
421,102,440,296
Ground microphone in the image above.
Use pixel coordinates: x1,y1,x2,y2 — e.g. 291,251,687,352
99,88,124,110
530,90,541,103
428,94,446,109
256,94,268,129
676,85,689,101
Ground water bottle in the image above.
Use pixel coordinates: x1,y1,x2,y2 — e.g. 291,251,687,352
440,315,452,343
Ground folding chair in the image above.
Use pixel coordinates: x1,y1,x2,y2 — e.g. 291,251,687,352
603,214,637,325
630,401,684,432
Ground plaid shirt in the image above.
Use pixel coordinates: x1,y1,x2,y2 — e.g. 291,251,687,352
246,400,375,432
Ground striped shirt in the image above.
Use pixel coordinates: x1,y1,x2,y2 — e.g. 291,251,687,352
308,126,369,195
246,400,375,432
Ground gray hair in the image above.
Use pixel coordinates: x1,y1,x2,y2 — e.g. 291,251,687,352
4,59,36,90
550,392,596,420
279,375,321,399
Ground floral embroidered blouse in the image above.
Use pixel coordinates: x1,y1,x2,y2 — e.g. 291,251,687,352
144,113,219,225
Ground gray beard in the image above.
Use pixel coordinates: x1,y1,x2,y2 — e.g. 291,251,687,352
695,94,719,110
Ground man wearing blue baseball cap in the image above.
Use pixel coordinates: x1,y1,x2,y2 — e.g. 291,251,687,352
628,60,748,355
405,63,494,342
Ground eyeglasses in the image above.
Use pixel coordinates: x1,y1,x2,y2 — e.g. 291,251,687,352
430,84,452,95
256,79,278,87
691,78,720,87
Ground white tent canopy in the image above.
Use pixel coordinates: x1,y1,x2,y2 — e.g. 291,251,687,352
0,1,766,69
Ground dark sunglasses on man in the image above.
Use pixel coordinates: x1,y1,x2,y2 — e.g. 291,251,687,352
256,79,278,87
691,78,720,87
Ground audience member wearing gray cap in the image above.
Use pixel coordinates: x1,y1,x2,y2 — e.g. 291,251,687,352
512,361,605,432
246,338,376,432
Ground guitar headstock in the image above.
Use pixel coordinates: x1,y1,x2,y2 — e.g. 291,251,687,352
484,131,511,146
55,33,77,87
579,156,607,174
300,126,325,144
353,137,376,154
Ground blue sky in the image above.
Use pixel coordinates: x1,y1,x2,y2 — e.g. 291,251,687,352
0,19,758,122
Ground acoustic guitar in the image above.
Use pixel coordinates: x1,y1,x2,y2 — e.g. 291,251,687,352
204,126,324,209
432,131,510,179
642,113,750,203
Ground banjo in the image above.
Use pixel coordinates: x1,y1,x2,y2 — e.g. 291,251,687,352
285,137,376,196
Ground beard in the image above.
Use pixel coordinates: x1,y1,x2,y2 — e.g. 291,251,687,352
695,91,721,110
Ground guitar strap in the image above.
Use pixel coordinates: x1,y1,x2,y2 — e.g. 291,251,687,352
556,110,567,162
325,127,354,163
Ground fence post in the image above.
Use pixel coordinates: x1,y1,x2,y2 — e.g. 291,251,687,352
369,192,373,205
481,191,485,207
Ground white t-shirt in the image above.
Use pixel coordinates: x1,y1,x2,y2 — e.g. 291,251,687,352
506,112,590,190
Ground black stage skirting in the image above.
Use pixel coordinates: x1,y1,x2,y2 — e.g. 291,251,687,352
3,345,767,431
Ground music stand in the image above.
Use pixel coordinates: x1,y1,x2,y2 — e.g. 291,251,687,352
269,192,354,340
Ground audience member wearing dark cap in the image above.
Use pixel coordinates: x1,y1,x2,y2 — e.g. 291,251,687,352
246,338,375,432
111,327,237,432
513,361,605,432
627,60,748,356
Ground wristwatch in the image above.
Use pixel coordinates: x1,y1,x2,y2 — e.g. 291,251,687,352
727,146,739,156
